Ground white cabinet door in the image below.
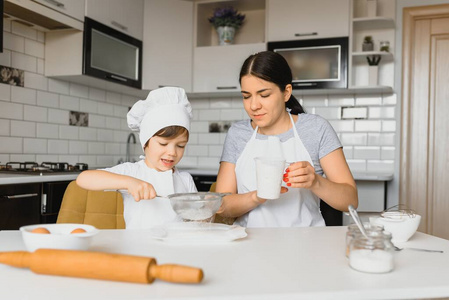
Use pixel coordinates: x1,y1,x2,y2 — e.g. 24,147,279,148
142,0,193,92
193,43,266,93
85,0,144,40
32,0,84,21
267,0,350,41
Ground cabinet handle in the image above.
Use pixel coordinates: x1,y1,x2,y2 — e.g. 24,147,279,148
216,86,237,90
43,0,65,8
107,74,128,82
292,83,317,87
2,193,39,199
111,21,128,32
294,32,318,37
199,181,215,185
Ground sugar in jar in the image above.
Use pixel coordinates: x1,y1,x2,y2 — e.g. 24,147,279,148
349,231,395,273
345,222,384,257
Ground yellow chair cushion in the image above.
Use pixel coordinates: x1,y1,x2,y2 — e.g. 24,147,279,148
57,181,125,229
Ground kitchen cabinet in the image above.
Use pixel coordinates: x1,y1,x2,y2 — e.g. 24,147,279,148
32,0,84,21
142,0,193,92
267,0,350,42
85,0,144,40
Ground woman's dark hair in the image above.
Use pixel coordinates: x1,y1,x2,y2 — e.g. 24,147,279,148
144,126,189,149
239,51,305,114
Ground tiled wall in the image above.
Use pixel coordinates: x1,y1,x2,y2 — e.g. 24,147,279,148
0,19,395,173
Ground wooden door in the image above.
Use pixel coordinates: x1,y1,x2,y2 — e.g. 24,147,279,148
401,4,449,239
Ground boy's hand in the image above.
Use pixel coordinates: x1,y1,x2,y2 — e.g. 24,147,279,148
127,179,157,201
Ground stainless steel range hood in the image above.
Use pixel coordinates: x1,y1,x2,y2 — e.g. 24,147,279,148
4,0,83,31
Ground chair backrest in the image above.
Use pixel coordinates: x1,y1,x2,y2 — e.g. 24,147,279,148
57,181,125,229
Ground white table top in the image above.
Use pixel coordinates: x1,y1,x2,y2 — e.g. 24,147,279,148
1,226,448,300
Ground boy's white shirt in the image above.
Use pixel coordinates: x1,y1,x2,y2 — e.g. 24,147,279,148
102,160,197,229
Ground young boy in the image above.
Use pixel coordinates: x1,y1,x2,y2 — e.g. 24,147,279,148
76,87,197,229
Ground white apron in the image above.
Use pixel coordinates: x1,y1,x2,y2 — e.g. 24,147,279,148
123,169,178,229
234,113,325,228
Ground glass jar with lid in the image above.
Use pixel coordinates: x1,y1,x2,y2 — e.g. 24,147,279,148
345,222,384,257
349,231,395,273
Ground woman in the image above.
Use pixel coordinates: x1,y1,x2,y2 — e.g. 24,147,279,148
215,51,357,227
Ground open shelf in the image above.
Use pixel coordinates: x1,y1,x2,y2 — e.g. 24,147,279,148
353,17,395,30
352,51,394,63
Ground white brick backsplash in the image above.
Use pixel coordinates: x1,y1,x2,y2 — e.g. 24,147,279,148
178,156,198,168
354,146,380,160
11,21,37,40
37,58,44,74
3,32,24,52
355,120,381,132
89,88,106,101
120,119,128,130
11,86,36,105
302,94,327,107
0,119,9,135
187,145,208,156
367,160,394,173
382,94,397,105
48,78,69,94
208,145,223,157
231,97,244,108
48,140,69,154
342,146,353,159
69,83,89,98
347,159,367,172
199,109,220,120
340,133,367,146
106,117,121,129
24,39,44,58
80,99,98,114
37,91,59,108
0,101,23,120
329,120,354,132
190,99,210,109
105,143,120,155
97,155,114,167
368,133,395,146
37,31,44,43
0,154,10,162
220,109,244,120
369,107,395,119
69,141,88,154
60,95,80,111
381,146,395,160
36,154,59,163
113,130,128,143
198,156,220,168
355,94,382,106
303,106,315,114
341,107,367,119
97,129,114,142
11,52,36,72
382,120,396,132
0,137,22,153
79,155,97,167
3,19,11,32
58,155,79,165
188,133,198,145
210,98,233,109
220,132,227,144
37,123,58,138
10,154,35,161
88,142,105,155
0,49,11,67
11,120,35,137
113,105,128,117
106,92,121,104
0,84,11,101
48,109,68,124
191,121,209,133
24,138,47,153
59,125,79,140
24,72,47,91
98,102,114,116
315,107,340,120
199,133,220,144
328,94,355,106
88,114,105,128
121,95,138,107
79,127,97,141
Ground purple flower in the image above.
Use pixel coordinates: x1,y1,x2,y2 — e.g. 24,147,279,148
208,6,245,29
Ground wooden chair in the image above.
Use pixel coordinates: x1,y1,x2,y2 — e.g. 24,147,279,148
57,181,125,229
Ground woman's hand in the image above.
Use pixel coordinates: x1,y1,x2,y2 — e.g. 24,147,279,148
283,161,317,189
126,178,157,201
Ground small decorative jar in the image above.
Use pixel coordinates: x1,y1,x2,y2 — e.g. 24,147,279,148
345,222,384,257
380,41,390,52
349,231,395,274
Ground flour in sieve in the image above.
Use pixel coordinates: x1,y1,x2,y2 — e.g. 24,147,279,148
177,208,214,221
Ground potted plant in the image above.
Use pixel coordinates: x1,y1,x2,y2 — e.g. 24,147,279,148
208,6,245,45
362,36,374,51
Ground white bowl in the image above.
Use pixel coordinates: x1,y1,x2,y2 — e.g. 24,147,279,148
369,214,421,243
20,223,99,252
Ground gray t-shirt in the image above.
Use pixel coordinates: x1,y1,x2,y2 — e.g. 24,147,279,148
220,113,342,176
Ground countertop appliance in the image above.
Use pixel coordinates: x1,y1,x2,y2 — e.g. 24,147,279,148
267,37,348,89
83,17,142,89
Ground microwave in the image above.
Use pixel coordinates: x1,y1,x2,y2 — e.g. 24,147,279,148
83,17,142,89
267,37,348,89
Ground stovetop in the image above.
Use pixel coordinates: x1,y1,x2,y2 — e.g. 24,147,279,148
0,162,88,175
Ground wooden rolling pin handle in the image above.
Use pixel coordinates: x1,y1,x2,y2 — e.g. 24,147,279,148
0,251,31,268
149,264,204,284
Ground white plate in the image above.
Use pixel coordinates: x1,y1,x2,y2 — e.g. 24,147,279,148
148,222,247,244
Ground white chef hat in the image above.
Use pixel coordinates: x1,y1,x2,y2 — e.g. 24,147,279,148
127,87,192,150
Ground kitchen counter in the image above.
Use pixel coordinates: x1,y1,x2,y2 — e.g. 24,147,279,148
0,227,448,299
0,173,80,185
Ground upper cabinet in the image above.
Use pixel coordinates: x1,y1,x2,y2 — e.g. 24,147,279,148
142,0,194,92
85,0,144,40
32,0,84,21
267,0,350,42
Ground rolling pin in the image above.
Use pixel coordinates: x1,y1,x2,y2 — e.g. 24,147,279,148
0,249,203,284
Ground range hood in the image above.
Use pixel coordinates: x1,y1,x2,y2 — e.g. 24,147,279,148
3,0,83,31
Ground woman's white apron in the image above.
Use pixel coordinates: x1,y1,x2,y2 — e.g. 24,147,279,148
234,113,325,228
